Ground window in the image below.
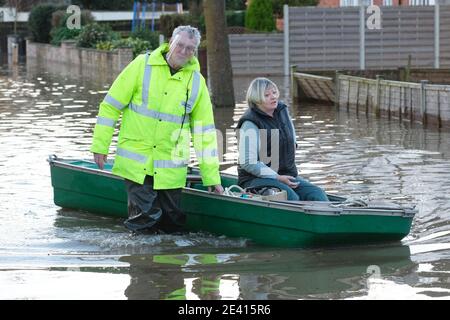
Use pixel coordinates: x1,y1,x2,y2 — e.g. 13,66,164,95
340,0,373,6
383,0,393,5
409,0,435,5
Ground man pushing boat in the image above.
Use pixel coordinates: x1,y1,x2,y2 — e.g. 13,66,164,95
90,26,223,233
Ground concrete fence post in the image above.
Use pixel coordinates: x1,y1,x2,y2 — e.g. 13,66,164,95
283,4,290,76
7,34,20,65
420,80,429,124
359,0,365,70
375,75,383,117
437,90,442,128
355,79,360,113
291,65,298,103
12,43,18,65
435,2,440,69
334,70,341,108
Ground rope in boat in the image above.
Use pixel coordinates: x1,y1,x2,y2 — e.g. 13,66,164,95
223,185,247,197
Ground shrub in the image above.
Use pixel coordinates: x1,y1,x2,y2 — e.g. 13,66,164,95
95,41,116,51
76,23,120,48
50,10,94,46
28,4,59,43
50,27,81,46
226,10,245,27
129,28,160,49
96,38,153,59
226,0,247,10
272,0,319,17
115,38,153,58
245,0,276,32
159,14,190,39
51,9,94,28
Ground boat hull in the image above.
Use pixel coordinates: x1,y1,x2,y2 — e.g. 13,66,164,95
49,158,415,247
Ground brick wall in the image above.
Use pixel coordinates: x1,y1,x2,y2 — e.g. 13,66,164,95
26,40,134,77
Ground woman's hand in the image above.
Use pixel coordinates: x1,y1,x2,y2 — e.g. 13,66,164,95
276,175,299,188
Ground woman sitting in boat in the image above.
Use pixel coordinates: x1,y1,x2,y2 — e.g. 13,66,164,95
237,77,329,201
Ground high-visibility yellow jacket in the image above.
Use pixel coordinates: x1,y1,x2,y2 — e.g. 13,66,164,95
90,43,221,189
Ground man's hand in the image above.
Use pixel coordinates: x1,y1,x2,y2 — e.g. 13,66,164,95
208,184,224,194
276,175,299,188
93,153,107,170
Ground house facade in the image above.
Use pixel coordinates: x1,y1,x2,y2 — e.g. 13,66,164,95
318,0,436,6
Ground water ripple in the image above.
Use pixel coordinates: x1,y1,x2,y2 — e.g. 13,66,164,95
1,63,450,299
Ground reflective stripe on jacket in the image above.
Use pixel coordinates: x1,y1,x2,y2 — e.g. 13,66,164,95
90,43,221,189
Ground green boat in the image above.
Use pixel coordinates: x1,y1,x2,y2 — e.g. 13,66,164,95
48,155,417,247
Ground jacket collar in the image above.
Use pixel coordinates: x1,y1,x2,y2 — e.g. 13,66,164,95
148,43,200,72
251,102,286,118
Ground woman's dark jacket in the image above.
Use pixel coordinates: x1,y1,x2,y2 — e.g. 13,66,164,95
236,102,298,186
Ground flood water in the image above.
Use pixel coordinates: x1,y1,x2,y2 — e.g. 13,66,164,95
1,59,450,300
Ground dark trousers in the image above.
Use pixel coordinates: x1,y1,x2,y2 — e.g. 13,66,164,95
241,176,329,201
124,176,185,233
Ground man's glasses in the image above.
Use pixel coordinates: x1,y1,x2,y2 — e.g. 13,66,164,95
176,42,196,54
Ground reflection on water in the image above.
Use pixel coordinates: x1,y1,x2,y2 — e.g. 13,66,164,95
1,60,450,299
117,245,416,300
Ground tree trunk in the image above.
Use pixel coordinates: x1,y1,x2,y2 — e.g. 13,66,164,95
203,0,235,108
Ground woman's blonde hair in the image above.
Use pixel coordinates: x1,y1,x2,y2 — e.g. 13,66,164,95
246,77,280,109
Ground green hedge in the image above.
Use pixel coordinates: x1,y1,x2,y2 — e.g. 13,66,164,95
76,23,120,48
129,28,160,49
245,0,275,32
159,10,245,40
226,0,247,10
28,4,61,43
226,10,245,27
159,14,191,39
272,0,319,17
50,10,94,46
96,37,154,59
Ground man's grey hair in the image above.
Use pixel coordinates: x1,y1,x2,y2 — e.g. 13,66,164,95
172,25,201,48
